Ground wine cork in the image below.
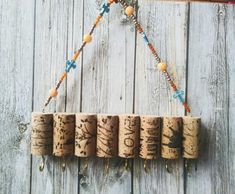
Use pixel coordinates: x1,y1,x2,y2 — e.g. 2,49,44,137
139,116,162,159
31,112,53,155
75,113,97,157
96,114,119,158
118,114,140,158
182,117,201,159
161,117,183,159
53,113,75,157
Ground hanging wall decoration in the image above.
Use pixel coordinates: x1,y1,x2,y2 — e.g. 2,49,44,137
30,0,203,174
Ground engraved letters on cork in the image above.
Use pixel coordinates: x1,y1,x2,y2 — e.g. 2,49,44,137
96,114,119,158
140,116,162,159
118,114,140,158
31,112,201,162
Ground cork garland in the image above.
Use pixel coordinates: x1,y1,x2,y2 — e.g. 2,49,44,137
31,113,200,160
32,0,202,172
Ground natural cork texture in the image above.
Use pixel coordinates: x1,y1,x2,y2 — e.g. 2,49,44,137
96,114,119,158
182,117,200,159
31,112,53,155
161,117,183,159
53,113,75,157
140,116,162,159
118,114,140,158
75,113,97,157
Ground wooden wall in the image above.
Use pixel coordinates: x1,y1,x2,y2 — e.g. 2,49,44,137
0,0,234,194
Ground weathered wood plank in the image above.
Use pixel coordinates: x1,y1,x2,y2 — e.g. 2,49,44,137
227,6,235,194
0,0,35,193
31,0,78,193
80,0,136,193
133,1,188,194
186,3,234,194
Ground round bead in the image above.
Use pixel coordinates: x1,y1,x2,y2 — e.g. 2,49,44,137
49,88,58,97
108,0,114,3
157,62,167,71
83,34,92,43
125,6,134,16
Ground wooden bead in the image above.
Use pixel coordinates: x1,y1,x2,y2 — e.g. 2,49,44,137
49,88,58,97
157,62,167,71
125,6,134,16
83,34,92,43
108,0,114,3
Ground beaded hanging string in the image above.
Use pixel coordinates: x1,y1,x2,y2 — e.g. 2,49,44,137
118,0,191,114
42,0,117,112
43,0,190,114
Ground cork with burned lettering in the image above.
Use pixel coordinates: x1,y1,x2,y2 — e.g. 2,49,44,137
31,112,53,155
75,113,97,157
182,116,200,159
53,113,75,156
96,114,119,158
119,114,140,158
140,116,162,159
161,117,183,159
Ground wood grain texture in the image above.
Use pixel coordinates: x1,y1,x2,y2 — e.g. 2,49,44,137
80,0,136,193
133,1,188,194
0,0,34,193
227,5,235,194
186,3,234,194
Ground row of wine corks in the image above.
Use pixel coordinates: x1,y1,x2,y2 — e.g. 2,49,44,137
31,112,200,159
